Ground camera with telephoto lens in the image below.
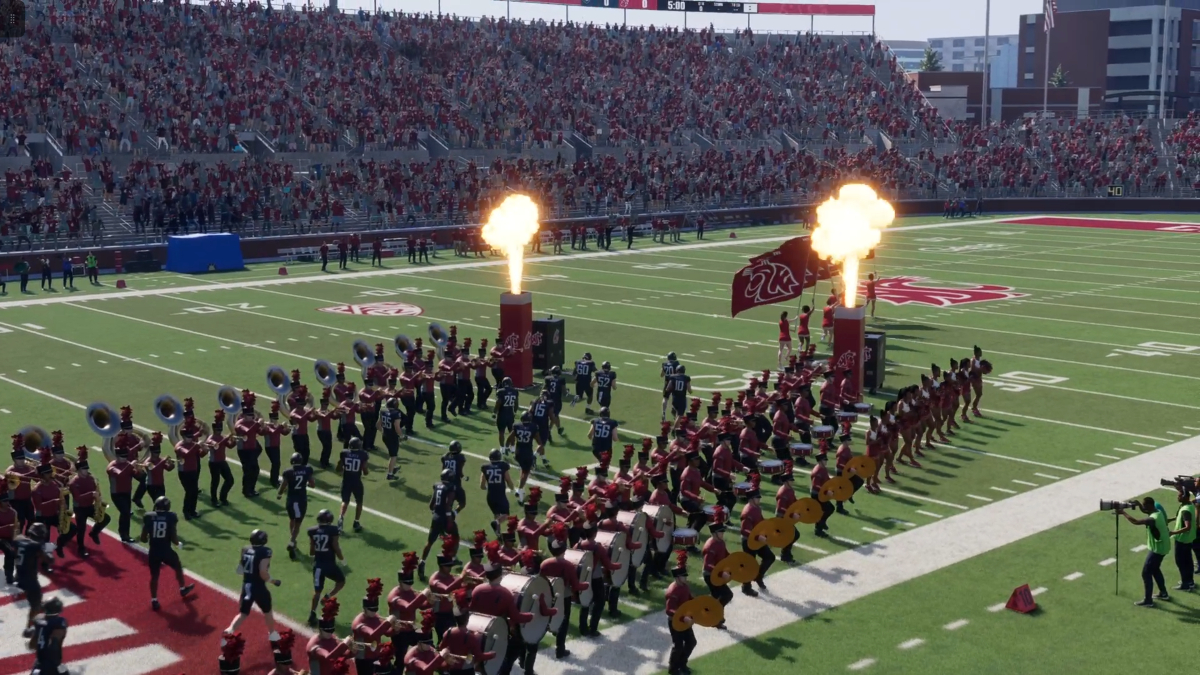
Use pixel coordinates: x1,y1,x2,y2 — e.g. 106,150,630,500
1099,499,1138,512
1160,476,1198,493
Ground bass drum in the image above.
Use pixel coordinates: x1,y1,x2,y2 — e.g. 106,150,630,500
563,549,596,608
595,530,631,588
616,510,649,568
642,502,675,554
466,614,509,675
500,573,554,645
547,576,567,634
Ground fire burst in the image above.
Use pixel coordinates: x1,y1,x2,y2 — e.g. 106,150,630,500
482,195,541,295
812,184,894,307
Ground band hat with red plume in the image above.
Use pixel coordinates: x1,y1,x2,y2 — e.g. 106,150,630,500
213,409,226,425
374,641,395,670
272,628,296,666
744,473,762,500
240,390,256,413
363,578,384,611
183,397,195,418
594,452,611,477
219,632,246,674
75,446,90,471
524,486,542,514
573,467,588,489
321,387,332,403
336,362,346,380
657,421,671,444
400,551,420,585
150,431,163,452
329,656,352,675
375,343,385,360
436,535,458,568
619,445,634,468
290,369,302,386
270,400,281,418
502,515,519,542
418,609,436,644
639,437,652,458
556,476,571,503
689,398,701,412
583,501,601,527
470,530,489,558
483,540,505,575
548,522,569,551
672,549,689,577
318,596,340,633
120,405,134,430
519,548,538,572
781,460,795,482
709,505,727,534
51,430,64,450
602,483,621,510
452,587,470,615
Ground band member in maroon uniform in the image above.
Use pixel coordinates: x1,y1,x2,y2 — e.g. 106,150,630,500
810,453,834,537
66,448,108,557
31,463,71,557
106,446,140,543
0,492,16,584
427,537,470,640
402,611,445,675
775,462,799,564
701,509,732,628
470,542,536,675
398,363,420,436
665,550,697,675
352,579,393,675
112,407,150,510
574,504,622,637
359,380,383,453
541,523,589,659
599,485,643,614
6,437,36,531
234,391,264,498
738,475,772,596
777,311,792,369
307,597,352,674
440,591,494,674
678,449,716,548
174,426,206,520
263,402,292,488
474,343,493,411
143,433,175,502
316,389,338,468
207,410,237,506
388,553,430,657
289,385,316,465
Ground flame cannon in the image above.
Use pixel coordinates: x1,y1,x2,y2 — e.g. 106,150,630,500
482,195,541,388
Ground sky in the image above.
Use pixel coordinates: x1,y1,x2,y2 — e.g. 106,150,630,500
326,0,1047,41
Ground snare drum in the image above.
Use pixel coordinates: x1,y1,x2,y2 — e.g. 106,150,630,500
789,442,813,457
466,614,510,675
732,481,753,497
702,504,718,522
837,411,858,424
854,402,873,415
616,510,649,568
812,425,835,440
642,503,676,554
563,549,596,607
596,530,632,587
672,527,699,547
759,459,785,475
500,573,554,644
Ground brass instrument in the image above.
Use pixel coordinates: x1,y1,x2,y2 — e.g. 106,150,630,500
85,402,119,460
18,426,50,455
155,394,185,445
95,492,108,524
428,323,448,360
352,340,376,368
58,487,71,533
314,359,337,387
394,334,414,359
218,386,242,416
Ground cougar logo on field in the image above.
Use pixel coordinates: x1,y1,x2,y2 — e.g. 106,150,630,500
740,258,805,306
874,276,1027,307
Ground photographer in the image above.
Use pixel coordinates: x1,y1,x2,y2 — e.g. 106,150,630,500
1169,488,1197,591
1117,497,1172,607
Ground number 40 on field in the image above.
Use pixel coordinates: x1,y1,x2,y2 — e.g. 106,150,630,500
1107,342,1200,358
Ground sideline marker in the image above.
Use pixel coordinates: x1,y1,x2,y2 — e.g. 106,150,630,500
115,279,127,289
278,266,289,276
1005,584,1037,614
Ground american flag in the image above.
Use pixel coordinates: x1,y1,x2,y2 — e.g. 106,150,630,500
1044,0,1057,31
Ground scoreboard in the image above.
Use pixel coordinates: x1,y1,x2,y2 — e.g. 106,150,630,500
507,0,875,16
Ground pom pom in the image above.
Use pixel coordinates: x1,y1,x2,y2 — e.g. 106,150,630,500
473,530,489,549
321,596,340,622
440,535,457,558
274,628,296,654
220,632,246,661
506,516,518,535
527,486,542,507
365,578,384,603
402,551,420,575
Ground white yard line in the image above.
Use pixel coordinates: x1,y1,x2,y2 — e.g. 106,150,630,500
989,487,1017,495
943,619,969,631
1111,449,1137,455
540,432,1200,675
1011,480,1038,487
915,510,943,519
1099,558,1117,566
966,494,994,502
847,658,876,671
1064,572,1084,581
1132,442,1158,448
1034,473,1062,481
898,638,925,650
1095,453,1121,460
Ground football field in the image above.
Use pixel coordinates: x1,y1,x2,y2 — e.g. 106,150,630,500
3,212,1200,674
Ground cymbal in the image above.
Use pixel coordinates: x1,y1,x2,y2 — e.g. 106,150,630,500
785,498,824,525
711,551,760,587
844,455,877,478
672,596,724,631
817,476,854,503
747,517,793,551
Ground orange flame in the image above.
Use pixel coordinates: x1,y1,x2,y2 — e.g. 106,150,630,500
812,184,894,307
482,195,540,294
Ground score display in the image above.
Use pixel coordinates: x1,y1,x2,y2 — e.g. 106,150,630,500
511,0,874,16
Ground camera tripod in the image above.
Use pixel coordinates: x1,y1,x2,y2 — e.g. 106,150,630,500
1113,512,1120,596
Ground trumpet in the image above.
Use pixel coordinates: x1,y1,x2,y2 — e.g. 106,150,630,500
86,402,119,460
155,394,185,445
218,386,242,416
428,323,448,360
314,359,337,387
352,340,376,368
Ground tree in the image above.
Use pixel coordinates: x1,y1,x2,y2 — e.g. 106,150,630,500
919,47,943,72
1049,64,1069,88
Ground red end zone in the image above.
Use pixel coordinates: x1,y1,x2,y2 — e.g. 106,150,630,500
0,538,305,675
1006,216,1200,233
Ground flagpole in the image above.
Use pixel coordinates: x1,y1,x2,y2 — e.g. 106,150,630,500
1042,8,1051,114
982,0,990,125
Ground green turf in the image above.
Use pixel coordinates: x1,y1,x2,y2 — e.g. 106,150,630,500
2,212,1200,670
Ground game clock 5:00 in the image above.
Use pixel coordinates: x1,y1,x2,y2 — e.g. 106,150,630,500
582,0,760,12
1,0,25,38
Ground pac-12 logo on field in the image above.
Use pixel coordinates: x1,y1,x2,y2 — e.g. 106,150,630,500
318,302,424,317
873,276,1027,307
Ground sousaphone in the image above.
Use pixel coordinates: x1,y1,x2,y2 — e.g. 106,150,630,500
394,334,414,359
85,402,119,459
218,385,242,416
314,359,337,387
428,322,448,360
17,425,50,456
154,394,185,444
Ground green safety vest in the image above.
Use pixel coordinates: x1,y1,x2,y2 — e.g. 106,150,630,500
1174,504,1197,544
86,256,97,268
1149,509,1172,555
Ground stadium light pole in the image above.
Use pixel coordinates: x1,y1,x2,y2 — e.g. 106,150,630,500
1159,0,1171,118
982,0,990,126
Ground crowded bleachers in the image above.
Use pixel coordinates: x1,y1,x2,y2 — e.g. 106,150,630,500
0,0,1194,253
